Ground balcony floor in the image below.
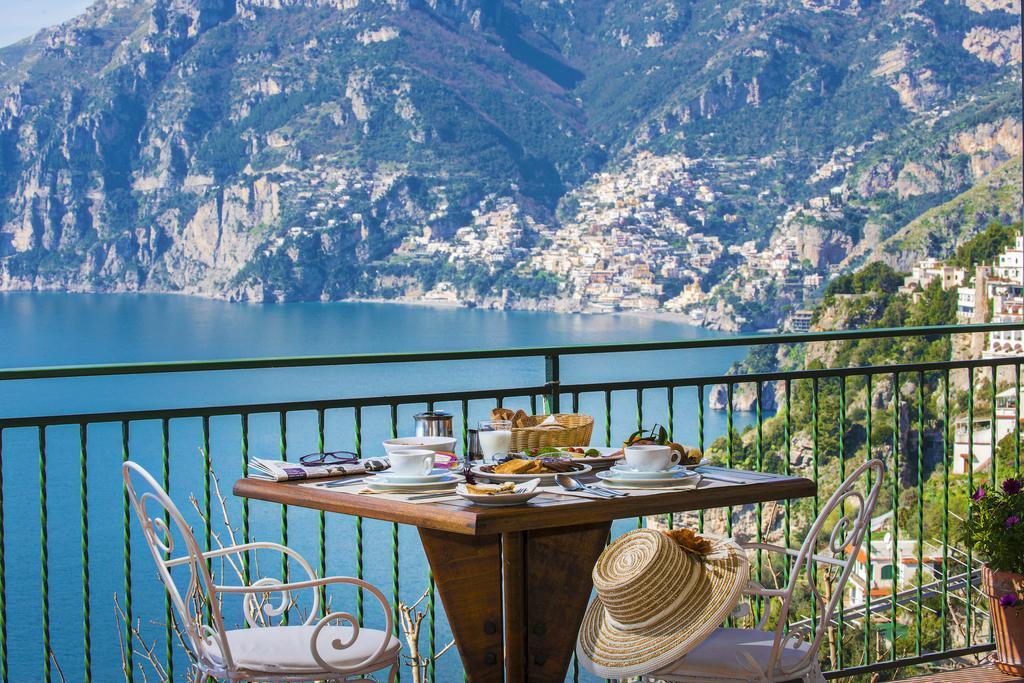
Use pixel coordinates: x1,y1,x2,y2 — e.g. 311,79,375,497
892,663,1022,682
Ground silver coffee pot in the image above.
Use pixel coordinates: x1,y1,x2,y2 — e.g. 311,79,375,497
413,411,453,438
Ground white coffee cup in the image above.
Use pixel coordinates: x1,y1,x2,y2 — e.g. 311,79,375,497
623,444,682,472
389,449,436,477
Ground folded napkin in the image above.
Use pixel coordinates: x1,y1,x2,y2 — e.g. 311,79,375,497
356,487,458,495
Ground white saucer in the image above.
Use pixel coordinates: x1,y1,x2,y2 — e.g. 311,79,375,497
366,473,461,491
609,464,688,479
373,470,451,485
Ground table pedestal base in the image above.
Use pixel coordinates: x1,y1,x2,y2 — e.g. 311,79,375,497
420,521,612,682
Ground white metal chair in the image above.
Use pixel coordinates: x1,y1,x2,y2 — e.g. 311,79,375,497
123,461,401,681
646,458,885,683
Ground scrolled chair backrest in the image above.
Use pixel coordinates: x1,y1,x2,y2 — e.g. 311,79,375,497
765,458,885,680
122,461,235,674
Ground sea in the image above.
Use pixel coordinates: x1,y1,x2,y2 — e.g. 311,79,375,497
0,292,758,682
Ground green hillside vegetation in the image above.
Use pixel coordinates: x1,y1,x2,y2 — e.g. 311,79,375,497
875,155,1023,264
951,220,1022,269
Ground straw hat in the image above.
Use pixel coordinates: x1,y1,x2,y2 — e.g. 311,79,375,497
576,528,749,679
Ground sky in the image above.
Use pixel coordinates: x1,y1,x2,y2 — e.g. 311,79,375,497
1,0,94,48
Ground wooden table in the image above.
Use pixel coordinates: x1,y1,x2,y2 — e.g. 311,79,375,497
234,470,815,682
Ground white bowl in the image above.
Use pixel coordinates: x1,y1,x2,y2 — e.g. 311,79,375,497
382,436,457,455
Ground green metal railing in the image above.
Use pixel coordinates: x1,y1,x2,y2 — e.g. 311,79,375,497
0,322,1021,682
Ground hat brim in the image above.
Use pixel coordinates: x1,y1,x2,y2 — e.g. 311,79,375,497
576,535,749,679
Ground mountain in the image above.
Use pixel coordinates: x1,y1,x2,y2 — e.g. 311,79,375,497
0,0,1020,314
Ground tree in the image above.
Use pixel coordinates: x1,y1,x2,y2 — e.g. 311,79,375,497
952,221,1021,269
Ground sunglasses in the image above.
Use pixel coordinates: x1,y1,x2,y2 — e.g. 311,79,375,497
299,450,360,466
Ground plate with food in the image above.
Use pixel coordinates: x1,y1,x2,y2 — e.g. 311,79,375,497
518,446,624,467
456,478,542,506
472,457,592,482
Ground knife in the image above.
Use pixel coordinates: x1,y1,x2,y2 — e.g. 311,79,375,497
407,491,460,501
694,468,750,484
318,478,365,488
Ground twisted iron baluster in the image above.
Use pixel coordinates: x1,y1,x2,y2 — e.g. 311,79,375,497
636,389,643,530
966,366,974,646
890,372,899,659
810,378,819,637
755,381,763,623
279,410,290,604
389,403,401,683
916,371,925,655
864,374,872,662
0,426,6,683
726,382,734,538
161,418,173,675
837,376,846,669
355,406,364,625
941,370,950,653
120,421,133,681
784,379,792,628
241,414,251,587
317,408,327,615
80,423,91,683
40,426,51,682
698,384,705,533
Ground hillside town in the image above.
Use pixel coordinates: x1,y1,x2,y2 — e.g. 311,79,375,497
380,150,835,327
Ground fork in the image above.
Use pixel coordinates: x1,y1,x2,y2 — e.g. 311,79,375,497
586,483,628,497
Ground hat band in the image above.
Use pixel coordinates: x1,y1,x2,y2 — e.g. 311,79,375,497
602,572,694,632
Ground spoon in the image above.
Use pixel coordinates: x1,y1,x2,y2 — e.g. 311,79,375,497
555,474,618,498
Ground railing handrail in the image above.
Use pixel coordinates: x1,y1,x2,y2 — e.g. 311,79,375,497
2,355,1020,428
2,322,1021,382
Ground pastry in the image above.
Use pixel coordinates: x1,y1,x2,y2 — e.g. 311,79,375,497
465,482,517,496
491,408,516,422
494,459,540,475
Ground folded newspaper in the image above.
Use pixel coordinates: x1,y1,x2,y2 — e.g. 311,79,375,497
247,458,387,482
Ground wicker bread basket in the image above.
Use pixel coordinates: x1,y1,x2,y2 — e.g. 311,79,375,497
508,413,594,452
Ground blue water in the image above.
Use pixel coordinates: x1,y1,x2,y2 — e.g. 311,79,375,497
0,292,755,682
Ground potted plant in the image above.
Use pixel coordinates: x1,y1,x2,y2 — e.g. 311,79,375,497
963,477,1024,675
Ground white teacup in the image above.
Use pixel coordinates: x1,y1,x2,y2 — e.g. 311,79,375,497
388,449,436,477
623,444,682,472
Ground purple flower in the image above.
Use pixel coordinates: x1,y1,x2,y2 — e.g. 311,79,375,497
1006,514,1021,529
1003,478,1023,496
971,487,986,501
1000,593,1018,608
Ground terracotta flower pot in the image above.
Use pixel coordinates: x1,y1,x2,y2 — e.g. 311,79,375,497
983,564,1024,676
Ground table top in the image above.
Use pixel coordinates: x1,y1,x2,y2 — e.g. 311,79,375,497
233,467,817,536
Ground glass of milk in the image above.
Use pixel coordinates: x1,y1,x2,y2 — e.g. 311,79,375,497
477,420,512,462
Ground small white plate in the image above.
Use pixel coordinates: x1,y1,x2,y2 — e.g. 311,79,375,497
472,462,593,483
456,478,541,506
609,464,688,479
597,470,701,487
372,470,451,485
365,473,462,491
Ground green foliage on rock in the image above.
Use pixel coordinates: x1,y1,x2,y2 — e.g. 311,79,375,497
952,220,1022,269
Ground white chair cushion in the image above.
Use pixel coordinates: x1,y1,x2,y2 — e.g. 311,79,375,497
650,628,814,681
210,624,401,675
